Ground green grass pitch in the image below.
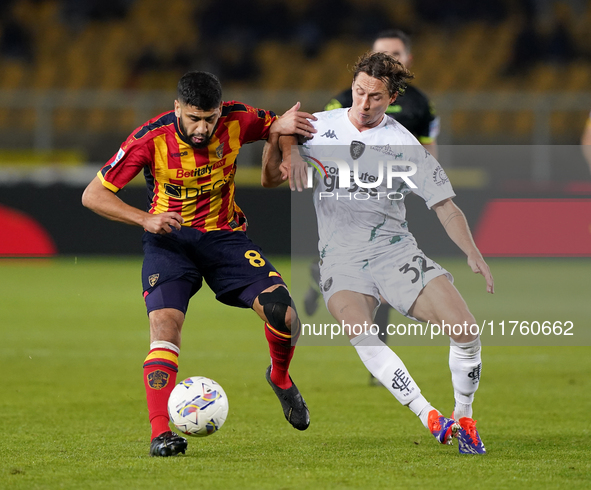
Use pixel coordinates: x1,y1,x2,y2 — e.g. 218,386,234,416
1,257,590,489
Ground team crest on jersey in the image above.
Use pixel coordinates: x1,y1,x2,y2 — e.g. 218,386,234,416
215,143,224,159
147,370,169,390
148,274,159,287
350,141,365,160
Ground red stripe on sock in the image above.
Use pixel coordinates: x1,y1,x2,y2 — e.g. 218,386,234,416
148,348,179,355
265,323,295,390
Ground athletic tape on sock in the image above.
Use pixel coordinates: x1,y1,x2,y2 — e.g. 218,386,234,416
150,340,180,355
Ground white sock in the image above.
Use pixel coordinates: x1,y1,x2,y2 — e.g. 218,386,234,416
150,340,180,355
449,337,481,420
410,397,436,429
351,332,423,407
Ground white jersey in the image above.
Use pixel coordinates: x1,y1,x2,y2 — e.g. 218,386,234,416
303,108,455,257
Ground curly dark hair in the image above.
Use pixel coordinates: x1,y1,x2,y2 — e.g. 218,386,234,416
177,71,222,110
353,51,414,97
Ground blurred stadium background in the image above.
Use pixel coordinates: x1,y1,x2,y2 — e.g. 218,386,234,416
0,0,590,256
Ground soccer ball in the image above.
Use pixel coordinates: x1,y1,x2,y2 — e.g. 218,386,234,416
167,376,229,437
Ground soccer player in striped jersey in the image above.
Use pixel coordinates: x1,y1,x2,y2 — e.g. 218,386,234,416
82,71,317,457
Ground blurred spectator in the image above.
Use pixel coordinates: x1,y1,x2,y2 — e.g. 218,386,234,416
293,0,352,58
0,16,33,62
60,0,134,30
347,0,391,43
546,18,576,64
216,36,260,82
503,18,543,76
545,2,578,65
503,3,579,76
130,46,162,78
415,0,506,26
197,0,265,46
196,0,261,81
258,0,292,43
525,0,588,28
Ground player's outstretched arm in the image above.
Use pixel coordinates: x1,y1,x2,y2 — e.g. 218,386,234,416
432,198,494,294
82,176,183,234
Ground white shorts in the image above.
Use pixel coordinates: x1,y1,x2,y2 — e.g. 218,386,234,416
319,237,453,320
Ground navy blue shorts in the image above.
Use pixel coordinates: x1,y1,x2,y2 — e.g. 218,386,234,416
142,228,285,314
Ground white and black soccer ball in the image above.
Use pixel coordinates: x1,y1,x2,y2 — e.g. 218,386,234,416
167,376,229,437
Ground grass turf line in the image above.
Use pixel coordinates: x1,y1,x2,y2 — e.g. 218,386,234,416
0,257,589,489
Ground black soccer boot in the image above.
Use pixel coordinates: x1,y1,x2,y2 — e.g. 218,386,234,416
265,366,310,431
150,431,188,457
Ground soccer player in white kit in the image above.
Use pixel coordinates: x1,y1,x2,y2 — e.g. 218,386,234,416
262,52,494,454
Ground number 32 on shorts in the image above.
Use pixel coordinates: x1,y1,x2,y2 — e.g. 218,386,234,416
245,250,266,267
399,255,435,283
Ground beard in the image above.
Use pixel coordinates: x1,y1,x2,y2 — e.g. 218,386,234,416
178,118,212,149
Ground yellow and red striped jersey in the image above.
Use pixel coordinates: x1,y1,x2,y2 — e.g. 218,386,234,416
97,101,277,232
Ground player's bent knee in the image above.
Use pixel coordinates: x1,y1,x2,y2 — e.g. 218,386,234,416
258,286,298,334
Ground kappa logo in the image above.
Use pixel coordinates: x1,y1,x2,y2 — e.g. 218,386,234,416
215,143,224,159
148,273,159,287
147,370,169,390
350,140,365,160
321,129,338,139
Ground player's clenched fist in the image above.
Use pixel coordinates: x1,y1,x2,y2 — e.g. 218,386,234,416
143,212,184,234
